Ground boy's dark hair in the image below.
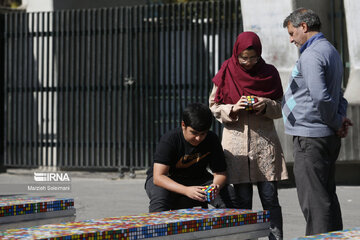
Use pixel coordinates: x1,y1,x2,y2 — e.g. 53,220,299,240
182,103,213,132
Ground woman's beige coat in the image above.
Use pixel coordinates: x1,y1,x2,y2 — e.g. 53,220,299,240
209,85,288,184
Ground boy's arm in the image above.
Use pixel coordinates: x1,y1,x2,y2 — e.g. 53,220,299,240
153,163,206,202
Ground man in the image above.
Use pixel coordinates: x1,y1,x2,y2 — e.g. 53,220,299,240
282,8,352,236
145,103,235,212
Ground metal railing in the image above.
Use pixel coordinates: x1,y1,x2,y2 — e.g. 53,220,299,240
2,0,243,171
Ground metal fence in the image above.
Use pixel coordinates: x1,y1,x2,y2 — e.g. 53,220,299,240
1,0,243,172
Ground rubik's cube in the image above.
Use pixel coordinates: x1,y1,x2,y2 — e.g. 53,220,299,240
201,186,216,202
245,95,258,111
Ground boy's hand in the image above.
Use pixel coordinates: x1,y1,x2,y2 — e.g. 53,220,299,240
184,186,206,202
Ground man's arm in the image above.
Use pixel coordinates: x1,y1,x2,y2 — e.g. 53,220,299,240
212,171,227,188
153,163,206,202
302,53,343,131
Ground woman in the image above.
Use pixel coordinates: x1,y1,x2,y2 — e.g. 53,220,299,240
209,31,288,240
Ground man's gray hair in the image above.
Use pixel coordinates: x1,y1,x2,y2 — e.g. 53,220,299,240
283,8,321,31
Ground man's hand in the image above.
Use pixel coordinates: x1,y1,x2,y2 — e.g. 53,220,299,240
210,183,220,197
336,117,353,138
184,186,206,202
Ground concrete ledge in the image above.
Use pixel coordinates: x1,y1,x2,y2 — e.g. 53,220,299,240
0,196,75,230
151,222,269,240
0,209,76,231
292,227,360,239
0,208,270,240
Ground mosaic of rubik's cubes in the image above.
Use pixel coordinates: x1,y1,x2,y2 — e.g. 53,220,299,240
201,185,216,202
0,208,270,240
245,95,258,111
293,227,360,239
0,197,74,217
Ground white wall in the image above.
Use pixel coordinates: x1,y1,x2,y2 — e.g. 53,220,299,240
25,0,53,12
240,0,298,87
344,0,360,104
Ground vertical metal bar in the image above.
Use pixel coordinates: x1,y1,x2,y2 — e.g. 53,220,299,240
107,8,114,168
34,12,40,167
19,12,25,166
168,4,172,130
39,12,45,167
138,5,144,168
129,6,134,171
3,13,9,165
142,5,149,168
226,0,231,56
133,6,140,169
64,10,70,167
200,2,204,103
161,4,165,135
45,12,50,167
61,11,66,167
84,9,90,167
173,3,178,128
118,7,125,168
74,9,80,168
101,8,107,168
194,2,200,103
171,4,176,130
4,13,11,166
72,10,78,168
184,3,188,108
87,9,94,168
234,0,240,39
90,9,96,168
122,7,129,169
167,4,171,131
13,13,19,165
205,1,210,103
24,13,30,166
113,8,119,168
79,9,85,167
69,10,75,168
51,11,57,168
218,1,222,65
150,4,157,165
189,3,193,104
57,11,64,168
70,10,79,167
29,13,35,166
213,1,218,135
155,4,160,147
95,9,101,167
177,3,183,126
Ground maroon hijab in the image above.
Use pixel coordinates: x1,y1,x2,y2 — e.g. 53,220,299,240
212,31,283,104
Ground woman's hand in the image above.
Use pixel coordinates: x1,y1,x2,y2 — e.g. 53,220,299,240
184,186,206,202
232,96,249,113
253,96,269,115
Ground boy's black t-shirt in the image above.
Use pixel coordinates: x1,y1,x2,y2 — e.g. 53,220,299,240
146,128,226,184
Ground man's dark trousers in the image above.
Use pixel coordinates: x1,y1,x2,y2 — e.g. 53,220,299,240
293,135,343,236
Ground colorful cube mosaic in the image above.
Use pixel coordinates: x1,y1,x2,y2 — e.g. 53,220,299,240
245,95,258,111
0,196,74,218
201,185,216,202
0,208,270,240
292,227,360,239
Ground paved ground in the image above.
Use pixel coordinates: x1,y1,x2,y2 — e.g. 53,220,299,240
0,169,359,239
